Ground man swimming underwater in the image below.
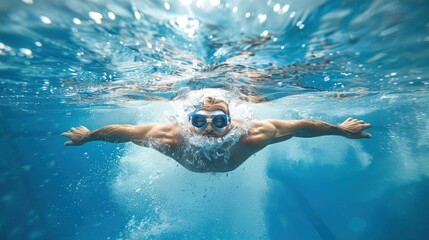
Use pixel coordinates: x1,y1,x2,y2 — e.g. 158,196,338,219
61,97,372,172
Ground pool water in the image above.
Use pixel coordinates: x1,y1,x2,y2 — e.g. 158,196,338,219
1,0,429,239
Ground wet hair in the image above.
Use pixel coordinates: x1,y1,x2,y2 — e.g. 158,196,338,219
198,97,230,115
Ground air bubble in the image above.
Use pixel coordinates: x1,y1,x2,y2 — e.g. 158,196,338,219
40,16,52,24
89,11,103,24
108,12,116,20
282,4,290,13
258,14,267,24
164,2,171,10
273,4,280,12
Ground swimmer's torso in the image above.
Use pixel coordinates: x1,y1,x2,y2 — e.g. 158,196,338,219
174,142,255,172
134,121,274,173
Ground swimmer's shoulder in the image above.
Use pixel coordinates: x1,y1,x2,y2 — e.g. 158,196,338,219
249,120,277,136
146,122,182,144
231,119,276,134
234,119,276,147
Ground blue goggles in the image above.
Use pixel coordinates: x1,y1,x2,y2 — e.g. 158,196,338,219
189,113,231,129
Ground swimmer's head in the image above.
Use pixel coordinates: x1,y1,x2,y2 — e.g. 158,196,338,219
190,97,231,137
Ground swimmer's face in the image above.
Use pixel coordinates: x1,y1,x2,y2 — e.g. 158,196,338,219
190,110,231,138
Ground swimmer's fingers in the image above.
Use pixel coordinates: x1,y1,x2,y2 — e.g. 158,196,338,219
358,123,372,138
360,132,372,138
61,126,90,137
78,125,89,131
63,139,84,146
61,129,87,146
349,118,366,124
61,132,76,146
348,131,372,139
61,132,72,137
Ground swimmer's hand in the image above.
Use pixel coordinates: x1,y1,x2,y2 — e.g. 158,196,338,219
339,117,372,139
61,126,90,146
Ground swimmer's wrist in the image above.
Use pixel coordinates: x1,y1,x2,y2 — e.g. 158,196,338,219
337,125,354,138
81,132,93,143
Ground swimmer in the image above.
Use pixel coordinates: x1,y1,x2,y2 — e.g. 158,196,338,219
61,97,372,172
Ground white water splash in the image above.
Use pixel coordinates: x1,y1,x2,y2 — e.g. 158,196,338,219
172,89,254,168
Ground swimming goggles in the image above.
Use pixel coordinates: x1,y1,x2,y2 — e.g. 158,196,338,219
189,111,231,131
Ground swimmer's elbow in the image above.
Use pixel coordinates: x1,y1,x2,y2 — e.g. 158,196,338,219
271,134,294,144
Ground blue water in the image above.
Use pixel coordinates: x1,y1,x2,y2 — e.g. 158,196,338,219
1,0,429,239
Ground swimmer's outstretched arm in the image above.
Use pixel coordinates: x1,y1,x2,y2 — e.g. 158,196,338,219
266,117,372,144
61,124,172,146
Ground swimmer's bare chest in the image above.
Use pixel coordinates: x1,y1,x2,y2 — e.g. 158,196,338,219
168,140,264,173
148,122,272,172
